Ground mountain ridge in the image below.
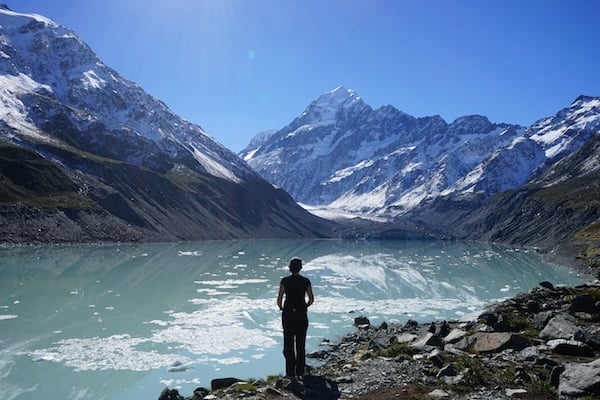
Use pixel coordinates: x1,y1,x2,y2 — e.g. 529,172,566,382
0,6,334,243
241,88,600,267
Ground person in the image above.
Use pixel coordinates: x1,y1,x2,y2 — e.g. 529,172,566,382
277,257,314,379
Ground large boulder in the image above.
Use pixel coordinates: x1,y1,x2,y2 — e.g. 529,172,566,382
547,339,595,357
456,332,530,354
559,358,600,397
539,314,581,340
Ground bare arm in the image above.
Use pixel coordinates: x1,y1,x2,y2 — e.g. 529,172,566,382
306,285,314,307
277,284,285,311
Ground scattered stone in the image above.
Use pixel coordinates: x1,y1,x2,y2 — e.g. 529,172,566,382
335,375,354,383
158,281,600,400
210,377,242,391
539,281,555,290
354,316,370,327
505,388,528,397
570,294,599,313
443,328,468,344
396,333,418,343
427,349,444,367
411,332,443,350
428,388,450,398
437,364,457,377
157,388,183,400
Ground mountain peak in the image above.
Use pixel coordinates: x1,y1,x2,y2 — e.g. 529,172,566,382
0,6,57,28
299,87,364,126
448,115,494,135
315,86,360,106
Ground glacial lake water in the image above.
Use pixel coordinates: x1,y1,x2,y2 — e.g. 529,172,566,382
0,239,586,400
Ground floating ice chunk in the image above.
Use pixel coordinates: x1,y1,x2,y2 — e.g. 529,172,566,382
178,251,203,257
30,351,55,362
167,360,193,372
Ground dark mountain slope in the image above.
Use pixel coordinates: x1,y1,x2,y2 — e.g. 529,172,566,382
412,131,600,268
0,139,334,244
0,6,335,243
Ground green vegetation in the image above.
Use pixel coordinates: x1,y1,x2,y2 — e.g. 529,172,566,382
163,164,223,198
0,142,98,211
440,354,558,397
375,341,418,358
533,176,600,210
581,288,600,302
575,221,600,268
232,382,258,393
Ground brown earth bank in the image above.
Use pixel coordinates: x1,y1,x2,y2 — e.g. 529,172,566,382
158,279,600,400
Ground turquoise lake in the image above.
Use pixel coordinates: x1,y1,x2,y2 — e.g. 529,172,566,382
0,239,586,400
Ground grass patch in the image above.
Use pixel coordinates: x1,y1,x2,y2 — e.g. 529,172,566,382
0,143,99,211
375,341,418,358
444,355,514,393
232,382,258,392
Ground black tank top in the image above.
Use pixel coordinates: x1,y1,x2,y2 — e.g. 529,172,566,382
280,274,311,311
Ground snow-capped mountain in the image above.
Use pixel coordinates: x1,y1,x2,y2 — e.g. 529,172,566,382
241,87,600,220
0,5,251,182
0,5,333,243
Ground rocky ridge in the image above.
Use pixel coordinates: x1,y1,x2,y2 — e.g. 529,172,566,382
0,7,334,243
160,279,600,399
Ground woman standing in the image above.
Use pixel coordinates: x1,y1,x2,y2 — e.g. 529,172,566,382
277,257,314,379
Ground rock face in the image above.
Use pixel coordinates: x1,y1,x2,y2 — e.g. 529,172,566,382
413,126,600,269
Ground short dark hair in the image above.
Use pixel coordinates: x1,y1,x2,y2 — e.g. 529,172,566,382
289,257,302,273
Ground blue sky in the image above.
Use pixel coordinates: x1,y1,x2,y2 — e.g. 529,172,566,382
12,0,600,152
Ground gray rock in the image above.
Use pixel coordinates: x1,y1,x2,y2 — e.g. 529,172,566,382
570,294,599,314
427,349,444,367
211,377,242,391
533,310,554,330
157,388,184,400
354,316,370,327
437,364,457,377
559,358,600,397
468,332,530,353
539,314,578,340
443,328,467,344
410,332,443,350
396,333,417,343
428,388,451,398
454,335,477,352
547,339,595,357
548,365,565,387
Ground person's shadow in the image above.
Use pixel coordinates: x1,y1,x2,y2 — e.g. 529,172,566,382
282,375,340,399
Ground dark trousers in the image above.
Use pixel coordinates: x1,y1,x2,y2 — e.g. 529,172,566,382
282,320,308,377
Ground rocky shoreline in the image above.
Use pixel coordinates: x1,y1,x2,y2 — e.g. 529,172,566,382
159,279,600,400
